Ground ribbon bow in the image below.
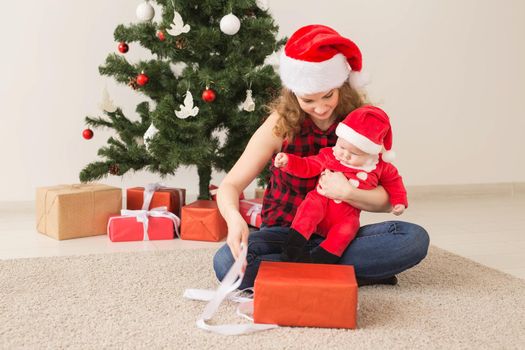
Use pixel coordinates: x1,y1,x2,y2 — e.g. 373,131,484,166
246,202,262,227
120,206,180,240
142,183,166,210
141,182,184,216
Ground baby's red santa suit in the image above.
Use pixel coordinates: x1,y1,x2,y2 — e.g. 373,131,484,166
280,106,408,263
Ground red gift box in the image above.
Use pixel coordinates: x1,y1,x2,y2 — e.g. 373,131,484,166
127,186,185,217
180,200,227,242
209,184,244,201
239,198,263,228
107,215,175,242
253,261,358,329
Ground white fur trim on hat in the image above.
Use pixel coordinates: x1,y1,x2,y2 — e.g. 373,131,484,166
279,52,350,95
336,122,382,155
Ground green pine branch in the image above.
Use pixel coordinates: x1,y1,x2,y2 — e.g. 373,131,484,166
81,0,285,198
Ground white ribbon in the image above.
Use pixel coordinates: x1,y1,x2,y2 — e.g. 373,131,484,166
120,206,180,240
245,202,262,227
183,245,279,335
141,182,185,217
141,183,166,210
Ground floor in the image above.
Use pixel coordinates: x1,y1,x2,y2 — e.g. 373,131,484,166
1,193,524,280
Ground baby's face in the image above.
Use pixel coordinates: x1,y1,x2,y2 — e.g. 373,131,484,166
333,138,372,167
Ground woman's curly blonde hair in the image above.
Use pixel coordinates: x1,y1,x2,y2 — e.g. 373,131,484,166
270,82,367,142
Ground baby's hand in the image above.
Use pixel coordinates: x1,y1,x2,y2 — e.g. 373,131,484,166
392,204,406,216
274,153,288,168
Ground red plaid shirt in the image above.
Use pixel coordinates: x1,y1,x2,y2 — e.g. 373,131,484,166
261,117,339,227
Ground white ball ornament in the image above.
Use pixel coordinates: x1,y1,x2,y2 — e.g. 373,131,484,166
220,13,241,35
136,1,155,22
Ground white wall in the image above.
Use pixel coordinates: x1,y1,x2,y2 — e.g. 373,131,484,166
1,0,524,201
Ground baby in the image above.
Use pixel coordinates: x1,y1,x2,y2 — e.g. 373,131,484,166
274,106,408,264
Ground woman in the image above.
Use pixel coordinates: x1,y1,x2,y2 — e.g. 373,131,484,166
214,24,429,289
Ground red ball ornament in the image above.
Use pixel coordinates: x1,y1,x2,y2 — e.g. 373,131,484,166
202,88,216,103
136,72,149,86
156,30,166,41
82,128,94,140
118,42,129,53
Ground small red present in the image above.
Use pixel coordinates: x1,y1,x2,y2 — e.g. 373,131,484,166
180,200,227,242
239,198,263,228
108,208,180,242
127,183,185,217
209,184,244,201
253,261,358,329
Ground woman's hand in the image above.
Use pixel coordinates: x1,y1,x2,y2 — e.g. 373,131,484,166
317,169,391,212
225,211,250,259
316,170,352,201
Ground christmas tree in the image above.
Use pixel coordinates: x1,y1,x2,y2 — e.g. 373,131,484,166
80,0,284,199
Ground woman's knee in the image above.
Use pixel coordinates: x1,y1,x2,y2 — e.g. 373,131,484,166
406,223,430,262
212,244,234,282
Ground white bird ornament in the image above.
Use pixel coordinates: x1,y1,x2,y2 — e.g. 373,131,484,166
167,11,190,36
175,91,199,119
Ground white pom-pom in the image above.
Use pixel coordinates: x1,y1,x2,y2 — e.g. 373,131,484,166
349,70,370,90
356,171,368,181
382,150,396,163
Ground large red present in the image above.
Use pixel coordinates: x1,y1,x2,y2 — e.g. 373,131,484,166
107,208,180,242
209,184,244,201
180,200,227,242
239,198,263,228
253,261,358,329
127,184,185,217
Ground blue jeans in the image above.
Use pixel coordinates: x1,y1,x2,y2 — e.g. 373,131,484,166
213,221,429,290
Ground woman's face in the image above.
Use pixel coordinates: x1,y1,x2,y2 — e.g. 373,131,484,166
296,89,339,122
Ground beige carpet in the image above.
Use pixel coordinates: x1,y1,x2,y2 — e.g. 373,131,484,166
1,246,524,349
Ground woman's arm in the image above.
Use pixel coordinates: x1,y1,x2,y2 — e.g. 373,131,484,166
217,112,283,258
316,170,392,213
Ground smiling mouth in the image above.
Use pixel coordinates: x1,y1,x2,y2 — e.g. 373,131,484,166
316,111,330,117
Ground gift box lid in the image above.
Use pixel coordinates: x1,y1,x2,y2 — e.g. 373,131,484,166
184,200,219,210
256,261,357,286
39,183,120,195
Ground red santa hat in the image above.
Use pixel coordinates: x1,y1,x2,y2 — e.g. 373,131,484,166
335,106,396,162
279,24,366,95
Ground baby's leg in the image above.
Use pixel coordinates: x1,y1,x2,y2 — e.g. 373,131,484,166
282,190,328,262
319,217,360,257
290,190,328,239
310,210,360,264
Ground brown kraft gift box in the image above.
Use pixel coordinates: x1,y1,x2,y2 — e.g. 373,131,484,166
180,200,227,242
36,184,122,240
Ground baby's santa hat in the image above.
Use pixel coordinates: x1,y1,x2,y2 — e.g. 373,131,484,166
279,24,367,95
335,106,396,162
